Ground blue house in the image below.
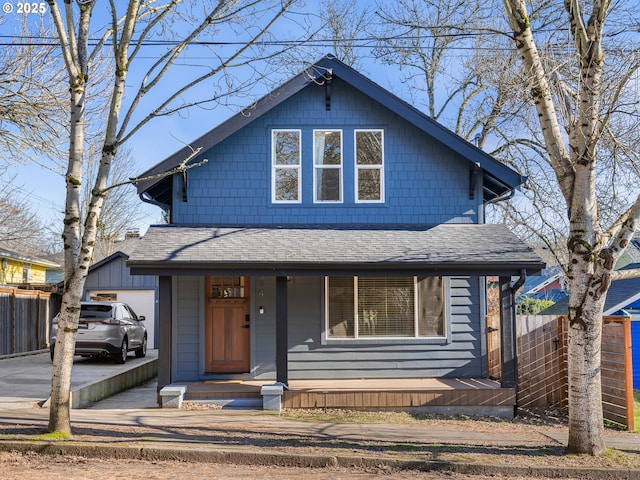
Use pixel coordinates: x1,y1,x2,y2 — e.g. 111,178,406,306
129,56,544,415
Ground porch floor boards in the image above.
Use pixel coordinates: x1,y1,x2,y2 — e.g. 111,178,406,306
181,378,515,411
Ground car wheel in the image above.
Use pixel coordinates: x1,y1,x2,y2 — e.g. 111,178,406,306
114,338,128,364
135,335,147,358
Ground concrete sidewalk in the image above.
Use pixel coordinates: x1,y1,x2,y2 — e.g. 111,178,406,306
0,353,639,478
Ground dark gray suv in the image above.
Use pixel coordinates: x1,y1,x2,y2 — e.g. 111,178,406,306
50,301,147,364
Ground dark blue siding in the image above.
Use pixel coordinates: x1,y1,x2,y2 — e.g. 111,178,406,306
172,78,479,225
254,276,483,380
173,275,484,382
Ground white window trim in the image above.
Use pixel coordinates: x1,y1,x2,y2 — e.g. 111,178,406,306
313,129,343,203
271,129,302,204
324,276,448,341
354,129,385,203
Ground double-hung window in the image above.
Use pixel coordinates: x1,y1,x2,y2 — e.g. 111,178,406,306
355,130,384,202
314,130,342,202
272,129,301,203
326,277,446,339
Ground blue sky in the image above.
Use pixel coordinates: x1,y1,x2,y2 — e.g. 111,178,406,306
0,0,417,239
0,1,329,234
1,0,639,244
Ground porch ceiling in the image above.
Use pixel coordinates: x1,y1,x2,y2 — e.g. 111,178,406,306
127,224,544,277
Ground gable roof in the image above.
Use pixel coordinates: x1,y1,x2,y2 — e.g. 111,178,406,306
127,224,544,277
136,55,525,207
0,247,60,269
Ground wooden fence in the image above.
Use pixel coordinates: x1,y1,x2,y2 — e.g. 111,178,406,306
487,315,635,431
0,287,52,356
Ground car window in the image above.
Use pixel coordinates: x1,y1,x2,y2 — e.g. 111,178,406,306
80,304,113,319
113,305,125,321
125,305,139,321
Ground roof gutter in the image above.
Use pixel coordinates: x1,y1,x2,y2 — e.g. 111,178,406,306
485,175,527,205
486,186,516,204
139,192,170,215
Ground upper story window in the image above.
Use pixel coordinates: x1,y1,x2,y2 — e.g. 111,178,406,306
355,130,384,202
272,129,301,203
314,130,342,203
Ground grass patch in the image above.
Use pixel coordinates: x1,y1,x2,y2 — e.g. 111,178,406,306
282,409,416,423
35,431,71,441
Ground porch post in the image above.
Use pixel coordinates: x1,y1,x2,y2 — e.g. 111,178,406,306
499,276,517,389
275,276,288,386
157,275,173,402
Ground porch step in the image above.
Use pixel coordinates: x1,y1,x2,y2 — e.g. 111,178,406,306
182,382,262,409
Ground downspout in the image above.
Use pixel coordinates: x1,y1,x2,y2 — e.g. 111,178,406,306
511,268,526,416
512,268,527,294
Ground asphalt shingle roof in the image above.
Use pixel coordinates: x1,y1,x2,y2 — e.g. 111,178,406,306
127,224,544,277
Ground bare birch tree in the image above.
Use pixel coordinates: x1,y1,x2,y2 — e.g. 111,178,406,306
45,0,298,435
503,0,640,455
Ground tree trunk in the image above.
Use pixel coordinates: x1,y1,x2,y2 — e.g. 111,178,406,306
566,294,606,455
48,77,86,435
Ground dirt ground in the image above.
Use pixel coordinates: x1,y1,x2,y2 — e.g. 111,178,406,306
0,451,597,480
0,407,638,479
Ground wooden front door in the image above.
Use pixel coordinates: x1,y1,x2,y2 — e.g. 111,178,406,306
205,277,250,373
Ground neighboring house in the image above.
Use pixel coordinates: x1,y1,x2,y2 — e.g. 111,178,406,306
42,252,64,285
0,247,60,286
83,234,159,349
128,56,544,413
517,265,566,303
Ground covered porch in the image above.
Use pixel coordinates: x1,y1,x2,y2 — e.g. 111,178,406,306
127,224,544,415
181,377,515,417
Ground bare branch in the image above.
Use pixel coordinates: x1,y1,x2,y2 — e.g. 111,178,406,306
105,147,207,192
610,267,640,282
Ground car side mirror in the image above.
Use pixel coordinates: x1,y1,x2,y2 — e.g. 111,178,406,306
138,315,146,321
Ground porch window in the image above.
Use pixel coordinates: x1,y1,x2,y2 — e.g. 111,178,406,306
326,277,445,339
314,130,342,202
272,129,301,203
355,130,384,202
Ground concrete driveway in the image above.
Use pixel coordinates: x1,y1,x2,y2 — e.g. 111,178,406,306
0,350,158,409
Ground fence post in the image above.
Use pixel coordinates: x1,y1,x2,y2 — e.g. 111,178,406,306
623,317,634,431
10,289,16,354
